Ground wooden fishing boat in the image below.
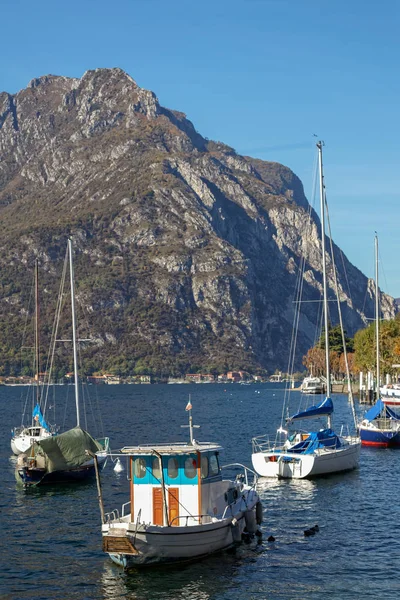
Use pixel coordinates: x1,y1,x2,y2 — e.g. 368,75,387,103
99,401,262,568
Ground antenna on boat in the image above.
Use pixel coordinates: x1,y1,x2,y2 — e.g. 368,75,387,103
181,395,200,444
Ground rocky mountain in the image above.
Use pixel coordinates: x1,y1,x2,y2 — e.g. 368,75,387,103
0,68,396,376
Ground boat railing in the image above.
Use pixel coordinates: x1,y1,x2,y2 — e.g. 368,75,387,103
169,514,214,526
221,462,258,487
104,502,132,523
97,437,110,452
251,434,281,454
339,425,360,442
104,509,120,523
121,501,131,518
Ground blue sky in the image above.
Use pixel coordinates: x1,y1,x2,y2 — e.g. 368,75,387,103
2,0,399,296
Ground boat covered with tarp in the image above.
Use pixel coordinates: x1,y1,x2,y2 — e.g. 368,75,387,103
16,426,108,486
359,399,400,447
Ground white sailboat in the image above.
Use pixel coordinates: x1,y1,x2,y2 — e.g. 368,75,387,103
251,141,361,479
16,239,109,486
11,260,54,455
99,400,262,568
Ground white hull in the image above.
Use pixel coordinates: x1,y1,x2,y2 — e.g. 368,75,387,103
380,386,400,405
251,439,360,479
11,428,53,455
301,377,325,395
103,489,261,567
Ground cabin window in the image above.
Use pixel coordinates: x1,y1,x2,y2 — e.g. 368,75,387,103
209,453,219,476
134,458,147,479
201,455,208,479
167,457,179,479
152,456,161,481
184,456,197,479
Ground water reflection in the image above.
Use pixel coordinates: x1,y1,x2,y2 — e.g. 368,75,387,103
100,546,264,600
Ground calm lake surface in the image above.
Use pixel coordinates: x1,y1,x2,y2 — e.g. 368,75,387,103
1,383,399,599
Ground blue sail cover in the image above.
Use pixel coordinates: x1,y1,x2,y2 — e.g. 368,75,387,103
32,404,50,431
289,429,341,454
364,399,400,422
287,397,334,422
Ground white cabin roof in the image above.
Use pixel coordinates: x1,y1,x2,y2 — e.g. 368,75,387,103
119,441,222,455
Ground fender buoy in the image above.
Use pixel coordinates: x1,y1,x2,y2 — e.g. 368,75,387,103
244,509,257,534
256,501,263,525
231,518,241,543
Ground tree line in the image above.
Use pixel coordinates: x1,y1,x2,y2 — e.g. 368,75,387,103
303,315,400,380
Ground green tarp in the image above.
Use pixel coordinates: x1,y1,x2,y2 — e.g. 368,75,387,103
31,426,102,473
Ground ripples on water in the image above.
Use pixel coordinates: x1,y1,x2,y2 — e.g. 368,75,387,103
1,384,400,599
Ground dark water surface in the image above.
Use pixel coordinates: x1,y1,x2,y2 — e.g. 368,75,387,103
1,383,399,599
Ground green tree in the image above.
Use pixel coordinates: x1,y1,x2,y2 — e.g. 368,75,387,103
318,324,354,354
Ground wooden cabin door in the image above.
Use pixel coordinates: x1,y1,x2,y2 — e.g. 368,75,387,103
152,487,180,526
153,488,164,525
168,488,179,526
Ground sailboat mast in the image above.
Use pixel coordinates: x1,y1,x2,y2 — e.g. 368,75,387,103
68,238,80,428
375,234,380,399
35,259,41,408
317,142,331,415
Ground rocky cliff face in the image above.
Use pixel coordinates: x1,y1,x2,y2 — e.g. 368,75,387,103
0,68,396,375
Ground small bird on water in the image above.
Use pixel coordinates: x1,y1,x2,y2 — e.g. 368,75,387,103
304,524,319,536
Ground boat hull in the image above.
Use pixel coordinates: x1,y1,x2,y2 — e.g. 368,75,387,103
251,440,360,479
16,453,107,486
380,386,400,405
103,491,261,568
359,426,400,448
11,429,53,455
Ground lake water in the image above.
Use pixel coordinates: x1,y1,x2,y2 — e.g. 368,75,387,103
1,383,399,599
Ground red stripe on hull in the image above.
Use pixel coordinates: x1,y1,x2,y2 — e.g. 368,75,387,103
361,440,390,448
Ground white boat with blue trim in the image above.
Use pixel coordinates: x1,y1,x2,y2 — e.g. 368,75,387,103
251,141,360,479
100,402,262,568
251,412,360,479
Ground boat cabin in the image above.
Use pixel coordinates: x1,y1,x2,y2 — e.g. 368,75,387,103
25,427,44,437
120,442,233,527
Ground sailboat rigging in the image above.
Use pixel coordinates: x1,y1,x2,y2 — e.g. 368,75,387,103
11,260,54,455
251,141,361,479
16,239,109,486
358,234,400,447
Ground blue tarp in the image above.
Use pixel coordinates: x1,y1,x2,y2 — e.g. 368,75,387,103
290,428,341,454
287,397,334,422
364,399,400,422
32,404,50,431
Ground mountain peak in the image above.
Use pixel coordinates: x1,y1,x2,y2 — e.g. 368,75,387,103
0,67,396,375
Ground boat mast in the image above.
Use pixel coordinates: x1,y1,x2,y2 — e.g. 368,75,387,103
375,233,380,400
68,238,80,428
317,141,331,427
34,259,41,411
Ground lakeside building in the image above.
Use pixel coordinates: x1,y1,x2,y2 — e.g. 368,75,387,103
185,373,215,383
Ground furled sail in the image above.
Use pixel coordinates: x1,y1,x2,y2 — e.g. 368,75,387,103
287,397,334,422
363,399,400,422
32,403,50,431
